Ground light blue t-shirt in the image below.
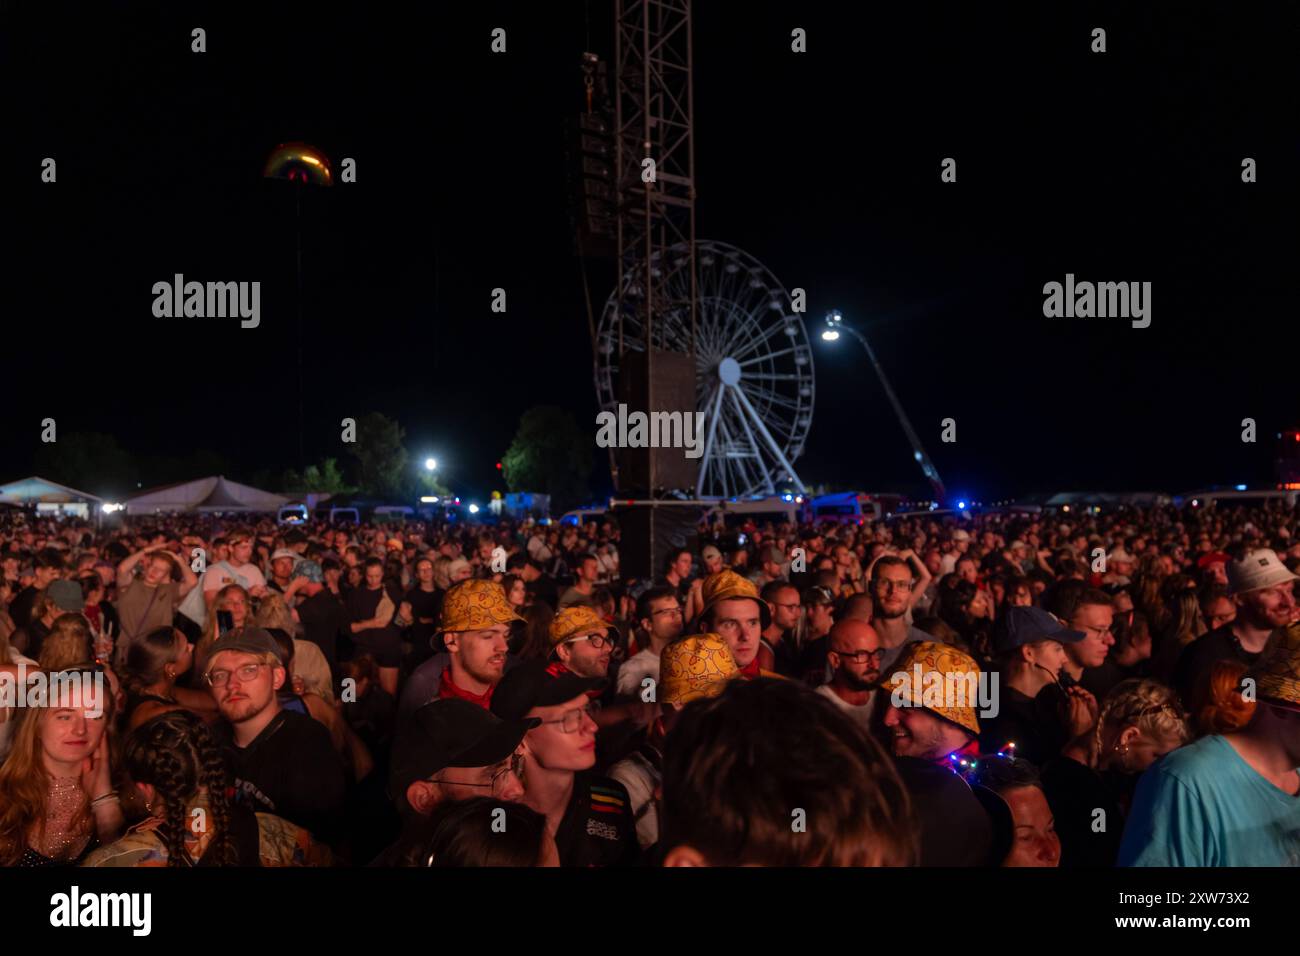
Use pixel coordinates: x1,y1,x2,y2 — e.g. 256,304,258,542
1119,734,1300,866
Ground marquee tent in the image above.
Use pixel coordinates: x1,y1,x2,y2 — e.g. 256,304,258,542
125,476,289,515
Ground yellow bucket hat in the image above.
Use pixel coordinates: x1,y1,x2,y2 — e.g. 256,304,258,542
549,605,619,646
1250,622,1300,711
438,579,524,633
659,633,740,707
699,569,772,629
881,641,982,736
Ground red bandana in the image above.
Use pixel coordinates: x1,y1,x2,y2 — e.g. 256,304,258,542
438,667,493,709
739,656,762,679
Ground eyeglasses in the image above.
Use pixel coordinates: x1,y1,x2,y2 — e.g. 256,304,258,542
205,663,271,687
875,579,914,592
830,648,884,665
651,607,683,618
563,633,616,650
542,702,599,733
435,753,526,795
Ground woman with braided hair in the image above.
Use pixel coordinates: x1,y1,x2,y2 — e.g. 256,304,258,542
83,710,329,867
1040,678,1190,867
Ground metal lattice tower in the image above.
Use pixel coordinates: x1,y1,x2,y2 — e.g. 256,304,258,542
613,0,697,361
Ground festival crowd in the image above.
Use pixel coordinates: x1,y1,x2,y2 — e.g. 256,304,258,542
1,499,1298,867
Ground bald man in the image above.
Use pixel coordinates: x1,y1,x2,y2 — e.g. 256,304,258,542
815,618,881,730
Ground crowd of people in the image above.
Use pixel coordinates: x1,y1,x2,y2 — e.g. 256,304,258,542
1,498,1298,868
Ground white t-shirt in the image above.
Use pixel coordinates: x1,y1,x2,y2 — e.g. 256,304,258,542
607,750,660,850
201,561,266,594
815,683,874,731
616,648,659,697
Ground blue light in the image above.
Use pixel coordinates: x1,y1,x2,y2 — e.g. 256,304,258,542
782,494,793,502
957,500,967,510
1235,484,1247,491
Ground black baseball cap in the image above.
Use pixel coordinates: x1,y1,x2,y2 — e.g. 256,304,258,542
390,699,539,804
203,627,284,670
992,606,1085,655
490,659,605,722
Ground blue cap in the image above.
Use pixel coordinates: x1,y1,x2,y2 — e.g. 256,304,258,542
993,606,1085,655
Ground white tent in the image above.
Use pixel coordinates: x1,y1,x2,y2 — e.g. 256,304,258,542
0,476,104,518
126,476,289,515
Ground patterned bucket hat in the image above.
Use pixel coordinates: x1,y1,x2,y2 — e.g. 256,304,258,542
1249,622,1300,711
439,579,525,633
659,633,740,707
699,569,772,629
549,605,619,646
880,641,982,736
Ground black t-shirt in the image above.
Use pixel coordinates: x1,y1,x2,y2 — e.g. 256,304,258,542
215,709,347,843
402,585,443,651
535,574,561,610
1040,756,1125,868
347,583,401,622
1080,655,1149,702
14,619,50,660
1173,624,1271,709
297,590,351,670
554,771,641,867
978,683,1071,767
9,585,39,630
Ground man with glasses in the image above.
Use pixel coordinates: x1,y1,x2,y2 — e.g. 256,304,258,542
550,604,618,680
374,698,536,865
206,627,347,842
492,659,639,866
757,580,802,676
816,618,882,730
1057,587,1116,685
616,586,683,696
869,556,931,674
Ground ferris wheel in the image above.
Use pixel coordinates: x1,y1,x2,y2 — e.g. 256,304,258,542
595,239,814,498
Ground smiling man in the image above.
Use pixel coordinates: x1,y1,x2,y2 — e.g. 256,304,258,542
375,698,537,866
881,641,983,764
206,627,346,842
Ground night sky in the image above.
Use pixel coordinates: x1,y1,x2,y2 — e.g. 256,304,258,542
5,2,1296,504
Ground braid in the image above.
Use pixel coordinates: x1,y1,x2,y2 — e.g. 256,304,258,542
198,731,237,866
1090,694,1120,769
1094,678,1190,771
125,711,235,866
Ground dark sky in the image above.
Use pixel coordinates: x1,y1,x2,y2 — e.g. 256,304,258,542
5,1,1297,503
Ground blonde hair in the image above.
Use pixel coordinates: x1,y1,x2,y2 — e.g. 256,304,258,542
196,584,250,668
38,614,93,671
252,591,294,633
432,556,453,591
1092,678,1191,770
